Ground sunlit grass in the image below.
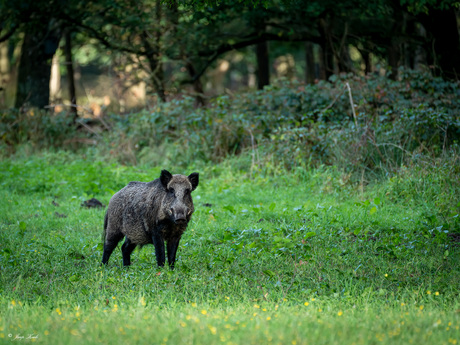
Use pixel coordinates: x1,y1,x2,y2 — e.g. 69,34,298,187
0,152,459,344
2,300,459,344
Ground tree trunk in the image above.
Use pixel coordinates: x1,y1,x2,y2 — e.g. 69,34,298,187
167,1,205,106
147,55,166,102
319,18,334,80
64,29,78,121
413,24,427,71
305,41,315,84
0,42,8,106
256,41,269,89
336,22,352,73
387,42,400,80
338,45,352,73
387,4,404,80
318,41,334,80
142,32,166,102
185,60,206,107
420,8,460,80
15,23,61,109
359,48,372,75
141,1,166,103
153,0,166,101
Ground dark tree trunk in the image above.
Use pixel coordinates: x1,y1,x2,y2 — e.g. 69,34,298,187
15,23,61,109
141,1,166,102
387,4,404,80
413,24,427,70
318,44,326,80
185,60,206,107
336,22,352,73
142,32,166,103
360,48,372,75
318,41,334,80
153,0,166,101
256,40,269,89
64,29,78,121
402,13,419,70
305,41,315,84
147,55,166,102
420,8,460,80
167,1,205,106
318,18,334,80
338,45,352,73
387,42,400,80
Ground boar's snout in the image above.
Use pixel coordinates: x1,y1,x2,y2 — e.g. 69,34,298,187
170,207,189,224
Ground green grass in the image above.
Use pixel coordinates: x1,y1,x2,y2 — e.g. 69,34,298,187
0,151,459,344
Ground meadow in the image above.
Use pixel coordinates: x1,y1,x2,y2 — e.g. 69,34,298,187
0,149,459,345
1,70,460,344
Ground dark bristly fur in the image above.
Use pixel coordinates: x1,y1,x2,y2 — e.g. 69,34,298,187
102,170,199,269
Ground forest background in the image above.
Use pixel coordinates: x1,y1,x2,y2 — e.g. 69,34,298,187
1,0,459,111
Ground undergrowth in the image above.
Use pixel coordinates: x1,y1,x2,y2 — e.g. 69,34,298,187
1,69,459,183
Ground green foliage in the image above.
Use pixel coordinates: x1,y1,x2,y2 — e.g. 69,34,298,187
107,70,460,177
400,0,459,14
2,70,459,182
0,109,78,153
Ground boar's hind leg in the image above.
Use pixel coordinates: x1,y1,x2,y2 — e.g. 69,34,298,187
102,232,123,265
152,233,166,267
167,237,181,270
121,237,137,266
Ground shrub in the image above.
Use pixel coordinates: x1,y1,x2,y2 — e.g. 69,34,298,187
1,69,459,181
0,108,86,155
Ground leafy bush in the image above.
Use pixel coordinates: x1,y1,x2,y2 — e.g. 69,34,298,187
0,108,82,154
1,69,459,180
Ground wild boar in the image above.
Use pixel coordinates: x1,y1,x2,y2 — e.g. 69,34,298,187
102,170,199,269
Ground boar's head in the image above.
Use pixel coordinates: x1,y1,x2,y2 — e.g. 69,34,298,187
160,169,199,224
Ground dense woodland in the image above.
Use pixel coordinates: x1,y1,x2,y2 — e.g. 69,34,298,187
0,0,459,113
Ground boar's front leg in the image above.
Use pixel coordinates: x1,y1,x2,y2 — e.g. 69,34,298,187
167,237,181,270
121,237,137,266
152,233,166,267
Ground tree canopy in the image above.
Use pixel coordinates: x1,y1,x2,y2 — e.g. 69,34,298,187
0,0,459,110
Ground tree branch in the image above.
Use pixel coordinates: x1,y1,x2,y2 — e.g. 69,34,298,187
0,24,19,43
60,13,148,56
185,32,321,83
198,31,321,58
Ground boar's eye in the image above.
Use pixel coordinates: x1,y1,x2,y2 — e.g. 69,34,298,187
169,187,175,195
185,188,191,195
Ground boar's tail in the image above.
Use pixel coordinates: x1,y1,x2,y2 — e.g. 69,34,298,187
102,211,108,244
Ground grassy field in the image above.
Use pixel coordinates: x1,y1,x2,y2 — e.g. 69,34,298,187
0,151,459,345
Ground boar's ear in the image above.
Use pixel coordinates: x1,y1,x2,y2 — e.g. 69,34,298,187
188,172,199,191
160,170,173,189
